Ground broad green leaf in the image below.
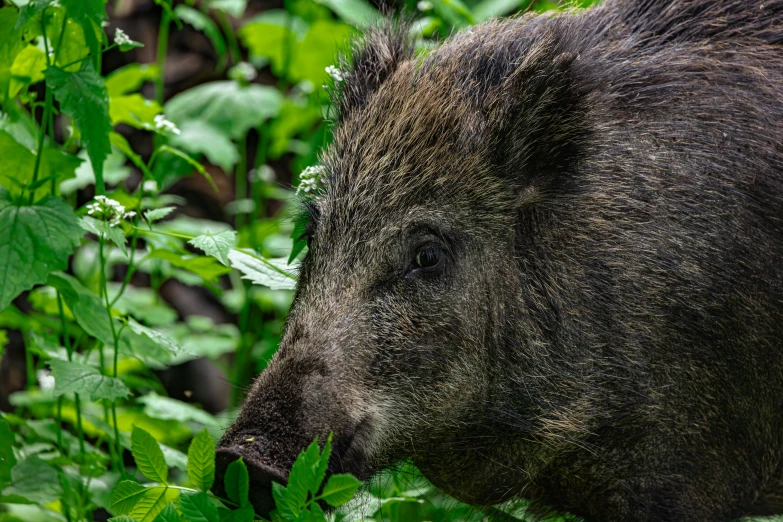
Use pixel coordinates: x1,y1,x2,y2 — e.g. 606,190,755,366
110,94,162,130
318,474,362,507
15,0,54,29
47,272,118,347
111,481,177,522
0,130,82,199
60,0,106,62
0,8,26,103
2,456,62,504
179,491,219,522
149,250,232,282
217,504,255,522
144,207,176,224
136,392,219,427
0,417,16,488
291,20,354,85
314,0,380,27
153,503,182,522
45,7,91,71
228,249,296,290
271,481,298,520
170,120,239,172
81,215,128,256
105,63,160,97
0,190,83,311
49,359,131,401
189,231,236,267
9,45,46,97
46,62,112,193
224,458,249,507
239,11,307,77
132,426,169,484
174,6,226,58
166,81,283,140
127,318,181,360
187,429,216,491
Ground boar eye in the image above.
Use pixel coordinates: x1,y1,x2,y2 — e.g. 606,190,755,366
412,248,443,271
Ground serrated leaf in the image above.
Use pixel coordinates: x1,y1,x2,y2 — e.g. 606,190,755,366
49,359,131,401
108,516,138,522
318,474,361,507
0,189,83,311
0,417,17,488
228,249,296,290
127,318,181,360
313,434,331,497
189,231,236,267
111,482,177,522
153,503,182,522
144,207,176,223
165,81,283,140
46,62,112,193
187,429,216,491
81,215,128,256
179,491,219,522
136,392,219,427
271,481,298,521
132,426,168,484
218,504,255,522
286,438,321,511
3,455,62,504
224,458,249,507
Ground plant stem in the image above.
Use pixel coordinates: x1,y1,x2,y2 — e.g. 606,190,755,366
99,237,125,473
217,11,241,66
235,133,248,229
155,7,171,107
57,292,86,455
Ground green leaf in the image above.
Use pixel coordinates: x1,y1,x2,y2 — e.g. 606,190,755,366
81,216,128,256
187,429,216,492
46,62,112,193
127,318,181,361
228,249,296,290
105,63,160,97
0,8,26,103
60,0,106,62
131,426,169,484
313,0,380,27
165,81,283,140
144,207,176,224
9,45,47,97
110,94,162,130
313,434,332,497
288,213,309,264
179,491,219,522
207,0,247,17
0,189,83,311
15,0,54,29
136,392,219,427
189,231,236,267
170,120,239,173
286,437,323,511
108,516,138,522
217,504,255,522
2,456,62,504
47,272,118,347
149,250,232,282
318,474,362,507
0,417,16,489
239,12,307,78
49,359,131,401
110,481,178,522
224,458,249,506
45,7,91,72
153,503,182,522
174,5,227,58
271,481,298,521
0,130,82,199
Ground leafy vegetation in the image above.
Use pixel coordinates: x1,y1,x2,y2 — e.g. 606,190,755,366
0,0,600,521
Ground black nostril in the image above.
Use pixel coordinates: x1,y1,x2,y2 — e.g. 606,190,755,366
213,447,289,518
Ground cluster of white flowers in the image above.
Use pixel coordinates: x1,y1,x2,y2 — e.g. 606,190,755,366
296,165,326,195
154,114,181,135
232,62,257,82
417,0,433,10
114,28,132,46
325,65,345,82
86,195,136,227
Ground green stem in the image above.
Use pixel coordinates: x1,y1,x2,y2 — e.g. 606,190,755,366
217,11,241,66
29,91,52,203
23,332,34,391
250,125,269,228
99,237,125,473
235,133,248,229
109,168,149,307
155,7,172,107
131,226,193,240
57,293,85,455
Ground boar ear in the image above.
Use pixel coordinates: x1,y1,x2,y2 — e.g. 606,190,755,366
330,19,414,121
484,37,592,197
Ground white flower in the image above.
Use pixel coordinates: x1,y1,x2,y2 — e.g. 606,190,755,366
114,28,132,46
143,180,159,193
232,62,257,82
325,65,345,82
296,165,327,195
417,0,433,10
154,114,181,135
37,369,55,392
85,196,136,227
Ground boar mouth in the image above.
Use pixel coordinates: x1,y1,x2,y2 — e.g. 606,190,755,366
213,446,288,516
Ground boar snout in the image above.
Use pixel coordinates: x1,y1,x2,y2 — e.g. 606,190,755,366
213,445,286,517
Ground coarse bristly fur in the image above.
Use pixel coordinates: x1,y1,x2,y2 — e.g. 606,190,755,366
214,1,783,521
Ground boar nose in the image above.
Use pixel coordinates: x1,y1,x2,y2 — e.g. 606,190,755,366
213,447,288,518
